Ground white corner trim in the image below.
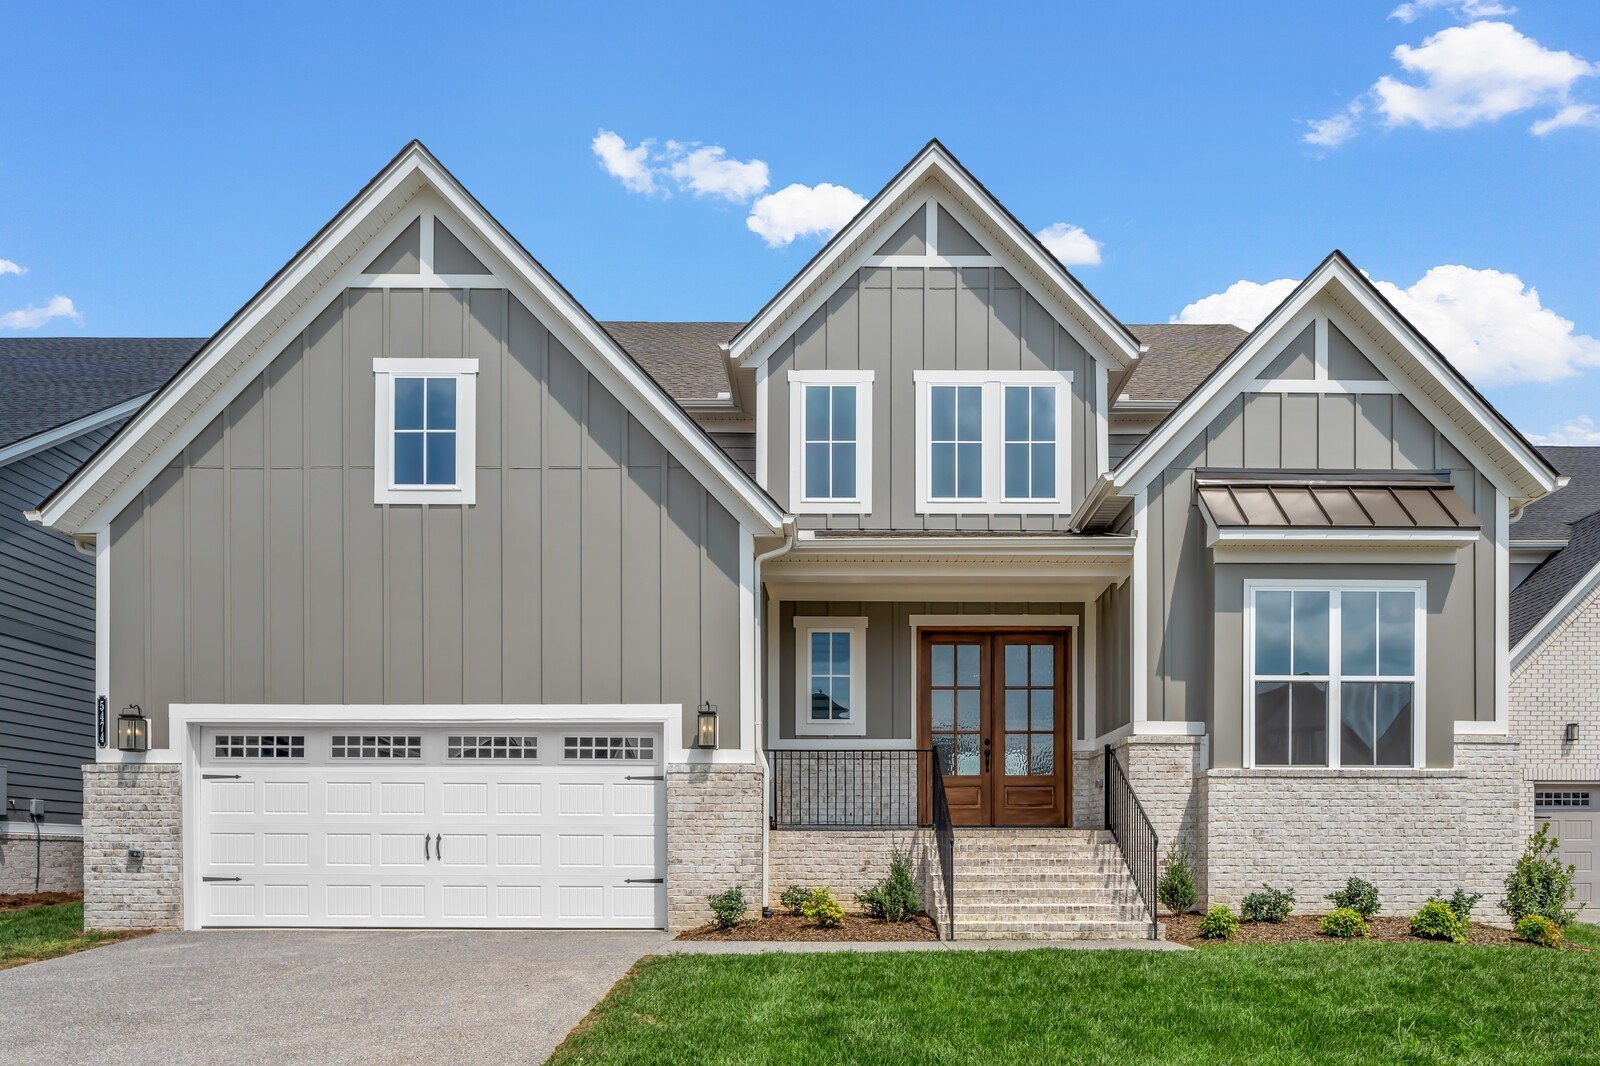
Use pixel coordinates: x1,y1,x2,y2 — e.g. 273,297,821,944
1130,489,1149,725
787,370,874,516
1494,491,1509,725
0,393,152,469
793,616,869,738
371,359,479,506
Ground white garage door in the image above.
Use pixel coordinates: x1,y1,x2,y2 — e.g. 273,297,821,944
1536,786,1596,922
196,725,665,928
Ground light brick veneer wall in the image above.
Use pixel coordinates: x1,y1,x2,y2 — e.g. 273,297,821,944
1113,735,1207,895
1203,735,1523,914
0,831,83,893
82,764,182,930
1510,579,1600,790
666,763,764,931
768,828,949,935
1072,750,1104,829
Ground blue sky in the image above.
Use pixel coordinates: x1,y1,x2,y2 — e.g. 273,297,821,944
2,1,1598,442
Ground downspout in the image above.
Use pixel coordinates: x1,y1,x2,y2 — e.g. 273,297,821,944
752,516,797,916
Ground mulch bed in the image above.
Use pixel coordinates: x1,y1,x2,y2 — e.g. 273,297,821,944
0,893,82,912
1165,912,1589,950
677,911,940,942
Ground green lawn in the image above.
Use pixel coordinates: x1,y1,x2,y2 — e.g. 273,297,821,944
552,937,1600,1065
0,902,138,970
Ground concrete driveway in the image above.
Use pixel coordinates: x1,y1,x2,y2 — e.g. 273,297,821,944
0,928,671,1065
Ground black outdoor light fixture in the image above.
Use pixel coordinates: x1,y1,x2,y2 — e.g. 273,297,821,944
117,705,150,753
696,702,719,749
1566,722,1581,743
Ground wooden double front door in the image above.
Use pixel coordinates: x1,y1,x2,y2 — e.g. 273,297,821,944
918,630,1070,827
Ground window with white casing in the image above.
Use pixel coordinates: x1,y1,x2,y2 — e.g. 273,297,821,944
373,358,479,505
788,371,873,514
913,371,1072,514
795,617,868,737
1246,583,1425,769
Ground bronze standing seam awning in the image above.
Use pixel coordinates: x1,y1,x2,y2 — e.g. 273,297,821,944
1195,471,1481,532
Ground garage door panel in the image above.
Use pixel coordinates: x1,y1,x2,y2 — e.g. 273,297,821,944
440,834,488,866
210,833,255,865
496,835,541,866
496,782,541,815
1537,786,1597,922
326,834,372,866
263,884,310,919
442,782,488,815
325,782,371,815
264,781,309,814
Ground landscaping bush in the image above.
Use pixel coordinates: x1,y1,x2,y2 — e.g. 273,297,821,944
1501,823,1577,927
802,887,844,928
1432,888,1483,924
1157,844,1198,916
707,887,749,930
1325,877,1381,918
1198,904,1240,940
856,849,922,922
1240,885,1296,923
779,885,809,917
1410,900,1467,944
1515,914,1564,948
1320,908,1368,938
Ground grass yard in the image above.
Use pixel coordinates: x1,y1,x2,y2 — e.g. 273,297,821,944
552,934,1600,1065
0,901,143,970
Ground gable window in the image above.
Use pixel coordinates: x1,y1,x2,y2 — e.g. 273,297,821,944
788,371,873,514
795,617,868,737
373,358,478,505
1247,582,1423,769
914,372,1071,514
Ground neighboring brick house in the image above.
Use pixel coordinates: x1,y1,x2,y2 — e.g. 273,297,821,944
1509,446,1600,918
22,141,1564,938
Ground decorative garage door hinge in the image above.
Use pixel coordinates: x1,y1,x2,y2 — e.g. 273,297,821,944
623,878,665,884
202,773,242,780
202,876,242,883
624,774,665,781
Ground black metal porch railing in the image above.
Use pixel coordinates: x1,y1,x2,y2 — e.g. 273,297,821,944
929,758,956,936
1104,744,1160,940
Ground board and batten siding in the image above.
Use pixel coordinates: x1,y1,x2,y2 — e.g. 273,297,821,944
1145,387,1497,768
765,264,1102,531
106,287,742,751
1,422,121,823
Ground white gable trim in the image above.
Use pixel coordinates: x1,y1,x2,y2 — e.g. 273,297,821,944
1110,256,1557,504
34,145,783,537
0,393,150,469
728,143,1140,373
1511,551,1600,670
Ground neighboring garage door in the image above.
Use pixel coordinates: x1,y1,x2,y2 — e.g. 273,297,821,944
1536,786,1596,921
196,725,665,928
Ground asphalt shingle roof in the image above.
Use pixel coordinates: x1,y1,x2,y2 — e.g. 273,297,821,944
1120,323,1248,405
1508,446,1600,646
1512,508,1600,647
1512,446,1600,541
600,322,739,403
0,338,203,449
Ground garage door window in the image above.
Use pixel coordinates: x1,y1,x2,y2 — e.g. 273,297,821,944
1536,790,1592,809
215,735,305,759
448,735,538,760
331,735,423,759
564,736,655,761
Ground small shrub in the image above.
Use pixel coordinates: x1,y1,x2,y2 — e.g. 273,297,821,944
1240,885,1296,923
1157,845,1199,916
1515,913,1564,948
1325,877,1381,918
1198,904,1241,940
707,887,749,930
1410,900,1467,944
1501,823,1577,927
802,887,844,928
1320,908,1368,939
1432,888,1483,924
857,849,923,922
779,884,809,917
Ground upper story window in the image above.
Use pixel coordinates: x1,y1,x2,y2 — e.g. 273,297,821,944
795,616,868,737
788,371,873,515
914,371,1071,514
1246,582,1423,769
373,359,478,505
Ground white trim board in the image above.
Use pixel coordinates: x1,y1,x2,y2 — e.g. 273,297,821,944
1511,550,1600,670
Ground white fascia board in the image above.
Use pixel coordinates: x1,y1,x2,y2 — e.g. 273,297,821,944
1,394,151,470
728,145,1138,372
1510,552,1600,669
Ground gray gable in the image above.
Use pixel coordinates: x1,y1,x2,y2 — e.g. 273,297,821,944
0,337,202,449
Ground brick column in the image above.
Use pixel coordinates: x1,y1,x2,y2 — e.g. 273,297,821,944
82,764,182,930
665,763,764,932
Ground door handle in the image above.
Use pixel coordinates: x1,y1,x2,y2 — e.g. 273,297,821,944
435,833,442,861
424,834,430,861
983,736,992,773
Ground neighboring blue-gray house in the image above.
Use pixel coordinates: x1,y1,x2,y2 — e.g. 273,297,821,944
0,339,197,889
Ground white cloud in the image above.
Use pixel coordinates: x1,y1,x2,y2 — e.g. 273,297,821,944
1305,102,1364,148
745,183,867,248
0,259,24,277
1375,21,1597,130
665,143,769,202
1389,0,1515,24
0,295,80,330
1034,223,1103,266
1531,102,1600,135
1176,265,1600,388
591,130,659,195
1174,278,1301,331
1530,415,1600,445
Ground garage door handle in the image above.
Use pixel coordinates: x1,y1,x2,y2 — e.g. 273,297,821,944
435,833,442,861
625,775,664,781
624,878,664,884
424,834,430,861
203,876,242,883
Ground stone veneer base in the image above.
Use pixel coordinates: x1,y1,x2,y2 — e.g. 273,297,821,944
768,828,950,937
0,830,83,894
666,763,764,932
81,763,183,931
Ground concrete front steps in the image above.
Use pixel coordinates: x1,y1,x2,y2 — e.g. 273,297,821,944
951,828,1160,941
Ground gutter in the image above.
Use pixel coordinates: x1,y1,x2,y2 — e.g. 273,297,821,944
751,517,797,917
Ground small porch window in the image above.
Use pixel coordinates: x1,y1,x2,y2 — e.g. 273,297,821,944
794,617,868,737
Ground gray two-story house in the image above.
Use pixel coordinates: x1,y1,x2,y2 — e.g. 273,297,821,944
36,141,1559,937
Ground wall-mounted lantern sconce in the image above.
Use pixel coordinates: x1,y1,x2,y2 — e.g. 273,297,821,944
1565,722,1581,744
696,702,719,749
117,705,150,753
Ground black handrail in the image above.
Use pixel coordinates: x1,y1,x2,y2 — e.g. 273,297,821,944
1104,744,1160,940
929,758,956,940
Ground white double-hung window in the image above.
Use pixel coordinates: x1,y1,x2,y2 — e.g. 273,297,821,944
1245,582,1424,769
373,359,478,505
788,371,873,514
914,371,1071,514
